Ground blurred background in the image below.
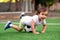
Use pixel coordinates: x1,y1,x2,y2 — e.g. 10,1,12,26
0,0,60,12
0,0,60,21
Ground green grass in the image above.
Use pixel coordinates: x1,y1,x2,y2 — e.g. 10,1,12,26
0,18,60,40
46,18,60,23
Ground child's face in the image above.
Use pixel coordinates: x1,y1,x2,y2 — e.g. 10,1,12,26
39,11,48,19
42,11,48,16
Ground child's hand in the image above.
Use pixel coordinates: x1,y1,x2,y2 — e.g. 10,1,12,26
33,32,39,34
41,31,45,33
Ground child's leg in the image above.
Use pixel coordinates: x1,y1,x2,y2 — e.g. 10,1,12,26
10,24,23,32
4,21,23,32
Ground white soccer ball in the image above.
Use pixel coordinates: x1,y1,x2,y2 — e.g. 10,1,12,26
24,26,32,32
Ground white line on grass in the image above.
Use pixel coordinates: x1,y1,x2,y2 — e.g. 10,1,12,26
0,22,60,25
47,23,60,25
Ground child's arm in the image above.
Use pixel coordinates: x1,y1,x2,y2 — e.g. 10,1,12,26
41,24,47,33
31,20,39,34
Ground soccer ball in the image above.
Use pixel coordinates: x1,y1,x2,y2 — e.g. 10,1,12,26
24,26,32,32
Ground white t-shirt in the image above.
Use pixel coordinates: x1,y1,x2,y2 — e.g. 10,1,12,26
21,15,46,26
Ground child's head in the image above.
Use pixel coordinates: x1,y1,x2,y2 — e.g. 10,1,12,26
36,8,48,19
36,8,48,15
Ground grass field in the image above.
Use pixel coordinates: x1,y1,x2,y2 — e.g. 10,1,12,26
0,18,60,40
